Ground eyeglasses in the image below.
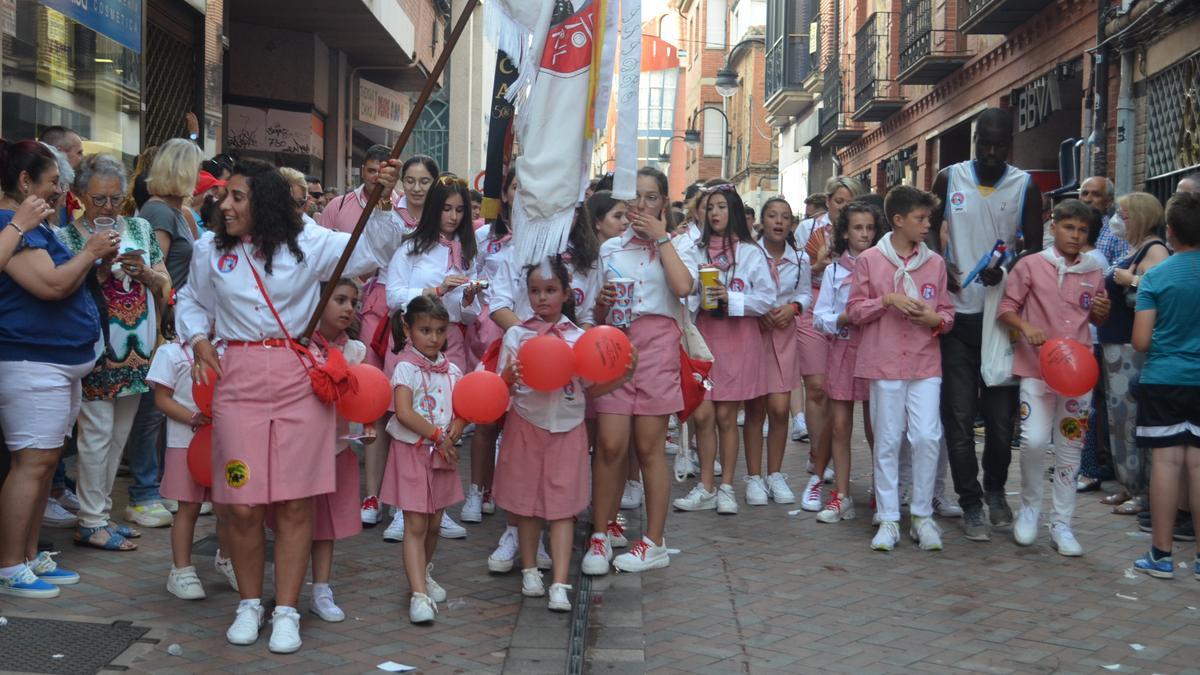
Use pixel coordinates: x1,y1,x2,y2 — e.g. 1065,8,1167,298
437,175,468,188
308,191,323,199
89,194,126,207
699,183,736,195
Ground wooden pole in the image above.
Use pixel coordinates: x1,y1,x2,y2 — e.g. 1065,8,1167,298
301,0,482,343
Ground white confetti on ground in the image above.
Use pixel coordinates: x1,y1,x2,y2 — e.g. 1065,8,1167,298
167,644,183,656
1130,643,1145,651
1101,665,1122,672
1116,593,1139,601
1124,568,1138,579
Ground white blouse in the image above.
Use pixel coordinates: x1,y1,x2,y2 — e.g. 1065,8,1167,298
487,249,603,327
384,238,481,324
474,223,512,284
599,230,701,322
385,353,462,444
681,237,776,317
766,244,814,310
498,320,587,432
812,256,856,337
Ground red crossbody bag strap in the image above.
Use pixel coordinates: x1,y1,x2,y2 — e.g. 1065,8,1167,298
241,245,315,371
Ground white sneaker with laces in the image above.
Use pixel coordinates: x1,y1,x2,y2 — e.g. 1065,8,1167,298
910,516,944,551
487,526,519,573
409,592,437,624
621,480,644,509
1049,522,1083,556
57,488,81,512
932,495,963,518
816,494,856,523
43,498,77,528
871,521,901,551
581,534,612,576
766,472,795,504
226,601,265,645
674,451,697,481
383,511,405,542
268,606,302,653
425,562,447,602
613,537,670,572
1013,506,1039,546
361,495,382,526
160,498,180,513
521,568,546,597
791,413,808,441
716,484,739,514
800,475,824,512
673,484,717,511
125,502,173,528
743,475,769,506
714,459,723,477
548,583,572,612
215,553,239,591
461,485,484,523
606,520,629,548
439,513,467,539
310,584,345,622
167,566,206,600
536,540,552,570
822,466,835,483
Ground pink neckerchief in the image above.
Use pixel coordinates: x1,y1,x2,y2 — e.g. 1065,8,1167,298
438,234,463,272
560,249,574,265
706,236,737,272
521,316,570,338
836,252,858,288
628,235,658,260
490,232,513,247
766,245,794,287
397,345,449,374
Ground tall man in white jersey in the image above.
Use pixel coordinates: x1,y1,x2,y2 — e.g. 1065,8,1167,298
930,108,1044,542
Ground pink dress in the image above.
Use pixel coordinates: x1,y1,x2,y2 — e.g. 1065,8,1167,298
307,336,365,540
814,255,868,402
698,314,766,401
147,342,212,503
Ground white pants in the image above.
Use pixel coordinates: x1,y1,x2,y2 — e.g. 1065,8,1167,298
1018,377,1088,526
76,395,141,528
898,436,950,496
870,378,942,521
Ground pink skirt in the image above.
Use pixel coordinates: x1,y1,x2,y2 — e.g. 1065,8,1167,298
358,280,388,369
593,314,682,417
697,314,765,402
212,345,336,505
796,288,831,377
824,333,869,402
312,449,363,541
763,321,802,395
384,323,469,412
380,438,464,514
160,447,210,504
494,413,590,520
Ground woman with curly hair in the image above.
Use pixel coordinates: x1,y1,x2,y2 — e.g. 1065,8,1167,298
176,158,405,654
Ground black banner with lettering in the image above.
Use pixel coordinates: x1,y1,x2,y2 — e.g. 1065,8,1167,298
482,50,518,220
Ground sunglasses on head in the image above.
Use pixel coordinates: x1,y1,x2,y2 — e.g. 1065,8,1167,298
437,174,467,188
699,183,736,194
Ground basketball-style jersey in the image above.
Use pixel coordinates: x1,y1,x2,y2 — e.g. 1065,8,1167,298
944,161,1030,314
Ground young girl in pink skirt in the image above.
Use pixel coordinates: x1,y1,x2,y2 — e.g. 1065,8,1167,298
148,337,236,600
742,197,811,507
811,201,884,523
495,259,631,611
673,184,774,515
379,295,466,624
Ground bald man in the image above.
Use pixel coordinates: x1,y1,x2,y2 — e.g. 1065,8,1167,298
38,126,83,171
1081,176,1127,264
1178,173,1200,194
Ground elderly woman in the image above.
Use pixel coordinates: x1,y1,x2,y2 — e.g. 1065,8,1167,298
57,154,170,551
0,139,118,597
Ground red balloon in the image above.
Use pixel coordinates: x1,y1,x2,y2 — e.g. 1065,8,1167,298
191,368,217,416
187,424,213,488
574,326,633,382
518,335,575,392
452,371,510,424
1039,338,1099,397
336,364,392,423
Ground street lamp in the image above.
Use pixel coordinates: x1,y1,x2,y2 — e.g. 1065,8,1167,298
716,37,766,98
688,105,732,177
658,135,691,162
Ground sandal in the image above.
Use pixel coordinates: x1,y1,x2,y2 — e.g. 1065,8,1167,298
1075,477,1102,493
1112,497,1145,515
1101,490,1131,506
74,525,138,551
108,523,141,539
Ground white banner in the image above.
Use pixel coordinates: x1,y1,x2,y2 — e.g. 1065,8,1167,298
612,0,641,200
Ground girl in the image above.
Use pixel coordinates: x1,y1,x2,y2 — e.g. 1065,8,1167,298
469,167,518,368
587,190,630,241
379,296,466,624
742,197,811,507
673,184,774,514
495,259,632,611
811,201,884,523
586,167,697,575
383,173,480,542
178,158,405,653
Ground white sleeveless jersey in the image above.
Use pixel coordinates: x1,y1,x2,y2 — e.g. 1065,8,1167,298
944,160,1030,314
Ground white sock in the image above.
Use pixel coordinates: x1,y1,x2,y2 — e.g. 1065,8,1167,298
312,582,331,595
0,563,25,578
275,604,297,615
238,598,261,610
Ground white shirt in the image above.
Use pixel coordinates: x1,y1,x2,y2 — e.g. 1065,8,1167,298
474,223,512,283
812,256,856,338
682,237,776,317
766,243,814,309
498,321,587,432
385,352,462,443
600,230,701,321
146,341,224,448
794,213,830,254
176,211,405,343
487,249,603,327
384,239,481,324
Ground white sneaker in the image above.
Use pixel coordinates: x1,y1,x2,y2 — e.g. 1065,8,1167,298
125,502,173,528
43,498,77,528
910,516,944,551
716,484,739,514
668,415,679,432
1049,522,1083,557
871,521,901,551
800,474,823,512
791,413,808,441
822,466,835,483
581,534,612,576
487,526,519,573
167,566,206,600
932,495,963,518
621,480,644,509
816,494,856,523
743,475,769,506
766,472,795,504
606,520,629,548
226,602,265,645
481,490,496,515
613,537,670,572
310,584,345,622
268,607,302,654
383,511,405,542
1013,506,1039,546
664,439,680,455
673,484,717,511
409,592,437,624
521,568,545,597
548,583,572,612
673,451,698,481
536,539,552,570
361,495,382,526
160,498,179,513
215,553,239,591
714,459,723,477
199,501,213,515
461,485,484,523
439,513,467,539
425,562,447,602
57,488,81,512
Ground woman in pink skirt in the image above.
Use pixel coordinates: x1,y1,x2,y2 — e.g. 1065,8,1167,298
673,184,774,515
811,200,883,522
742,197,812,507
379,296,466,625
178,158,405,653
495,260,631,612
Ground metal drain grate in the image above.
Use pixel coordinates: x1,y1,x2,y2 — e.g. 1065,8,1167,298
0,617,153,674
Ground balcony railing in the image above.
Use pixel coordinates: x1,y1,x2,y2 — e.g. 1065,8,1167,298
898,0,971,84
763,0,818,118
959,0,1051,35
819,67,864,146
853,12,905,122
764,35,812,101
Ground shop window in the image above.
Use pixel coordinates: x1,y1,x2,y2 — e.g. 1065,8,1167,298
702,108,726,157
